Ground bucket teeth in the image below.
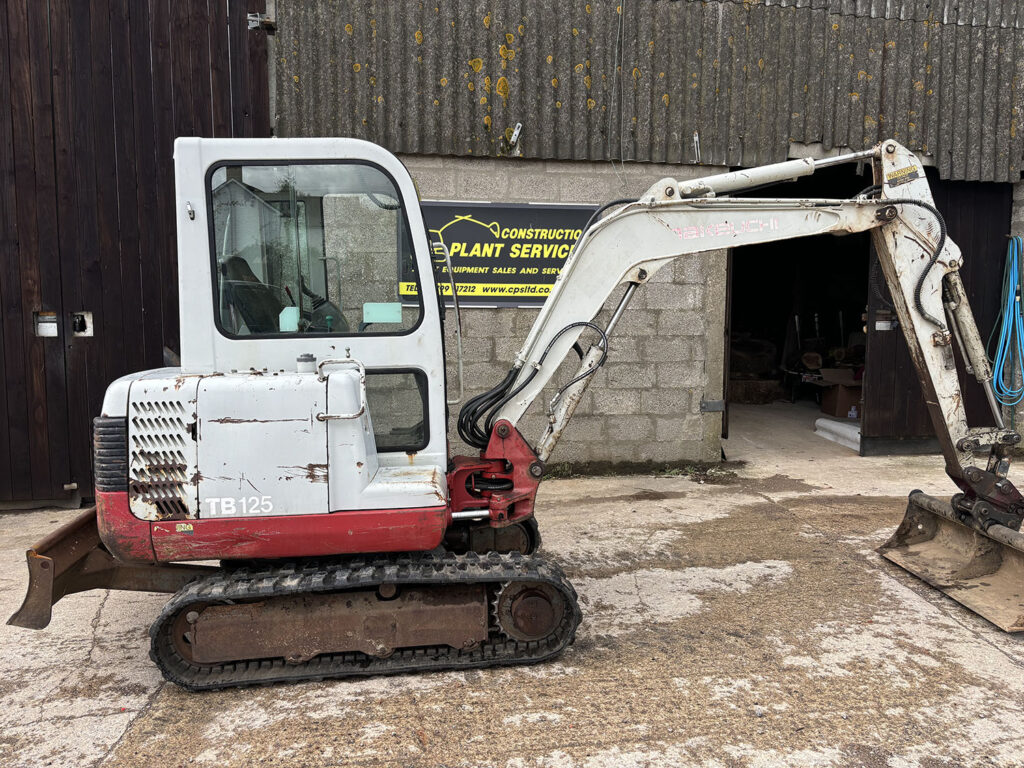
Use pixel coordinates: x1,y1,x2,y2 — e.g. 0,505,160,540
879,492,1024,633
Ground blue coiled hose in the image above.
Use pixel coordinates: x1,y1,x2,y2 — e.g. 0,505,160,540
990,235,1024,406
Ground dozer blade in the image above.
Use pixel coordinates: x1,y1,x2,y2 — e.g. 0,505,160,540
879,491,1024,632
7,507,215,630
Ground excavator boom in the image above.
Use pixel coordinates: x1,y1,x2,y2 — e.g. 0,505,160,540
458,140,1024,631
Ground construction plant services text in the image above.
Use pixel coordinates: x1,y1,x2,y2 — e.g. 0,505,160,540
404,201,598,305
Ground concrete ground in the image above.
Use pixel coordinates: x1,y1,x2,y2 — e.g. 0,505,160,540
2,401,1023,767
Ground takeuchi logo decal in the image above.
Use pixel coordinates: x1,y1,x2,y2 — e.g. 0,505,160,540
669,217,780,240
405,202,596,305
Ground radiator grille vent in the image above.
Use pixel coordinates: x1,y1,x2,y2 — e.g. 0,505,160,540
129,399,190,519
93,417,128,493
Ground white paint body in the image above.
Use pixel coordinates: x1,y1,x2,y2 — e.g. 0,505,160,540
198,373,329,518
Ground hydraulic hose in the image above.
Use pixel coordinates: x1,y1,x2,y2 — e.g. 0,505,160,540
989,235,1024,407
457,198,632,450
457,322,610,450
883,198,948,330
855,188,946,329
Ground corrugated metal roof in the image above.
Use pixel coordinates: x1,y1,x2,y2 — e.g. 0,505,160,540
762,1,1022,27
273,0,1024,182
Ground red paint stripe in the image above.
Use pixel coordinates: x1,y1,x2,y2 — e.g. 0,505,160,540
96,490,447,563
96,490,156,563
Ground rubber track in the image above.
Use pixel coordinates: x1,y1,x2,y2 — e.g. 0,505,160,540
149,551,581,691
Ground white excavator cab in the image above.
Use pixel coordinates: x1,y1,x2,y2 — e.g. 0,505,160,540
130,139,451,522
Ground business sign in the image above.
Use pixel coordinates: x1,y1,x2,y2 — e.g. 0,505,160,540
402,201,598,306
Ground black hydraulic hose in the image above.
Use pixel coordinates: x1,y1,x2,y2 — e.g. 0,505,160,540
474,477,514,491
459,391,505,447
458,322,611,449
546,324,610,414
482,321,610,435
459,381,513,447
841,188,945,327
458,367,518,448
884,198,948,329
456,199,633,450
582,198,636,234
483,367,540,435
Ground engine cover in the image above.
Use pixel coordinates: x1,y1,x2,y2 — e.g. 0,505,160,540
121,368,444,523
197,372,332,519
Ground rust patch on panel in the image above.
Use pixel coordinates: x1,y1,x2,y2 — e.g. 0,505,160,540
306,463,329,482
278,463,329,483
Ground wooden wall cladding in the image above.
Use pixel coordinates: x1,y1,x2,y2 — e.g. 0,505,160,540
0,0,269,503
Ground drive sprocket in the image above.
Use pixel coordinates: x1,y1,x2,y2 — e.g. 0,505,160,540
494,581,566,642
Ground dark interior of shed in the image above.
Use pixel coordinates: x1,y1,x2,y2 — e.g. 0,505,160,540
727,162,872,418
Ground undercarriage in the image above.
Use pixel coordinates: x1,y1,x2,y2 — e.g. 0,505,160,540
152,550,580,691
8,510,580,689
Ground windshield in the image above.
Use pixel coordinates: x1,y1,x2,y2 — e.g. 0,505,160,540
208,162,422,337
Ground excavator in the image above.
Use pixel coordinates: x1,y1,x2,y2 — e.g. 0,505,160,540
7,138,1024,690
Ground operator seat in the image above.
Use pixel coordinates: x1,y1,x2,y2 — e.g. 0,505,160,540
222,256,283,334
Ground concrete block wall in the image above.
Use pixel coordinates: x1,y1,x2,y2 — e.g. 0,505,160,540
324,195,419,331
402,154,729,465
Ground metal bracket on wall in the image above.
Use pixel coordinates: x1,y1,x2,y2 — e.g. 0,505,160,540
247,12,276,34
700,399,726,413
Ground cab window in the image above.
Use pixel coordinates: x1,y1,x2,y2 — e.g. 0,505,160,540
365,371,428,452
208,162,422,337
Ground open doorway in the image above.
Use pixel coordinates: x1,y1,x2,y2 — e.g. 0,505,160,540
724,164,1010,459
725,162,872,454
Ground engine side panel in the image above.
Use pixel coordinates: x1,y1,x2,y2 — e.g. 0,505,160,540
197,373,328,518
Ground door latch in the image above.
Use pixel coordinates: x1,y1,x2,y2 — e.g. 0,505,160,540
71,311,93,337
247,12,276,33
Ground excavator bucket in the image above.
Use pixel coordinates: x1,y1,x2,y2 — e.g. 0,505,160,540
879,491,1024,632
7,507,215,630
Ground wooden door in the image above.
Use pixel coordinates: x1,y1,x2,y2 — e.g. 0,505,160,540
0,0,270,504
